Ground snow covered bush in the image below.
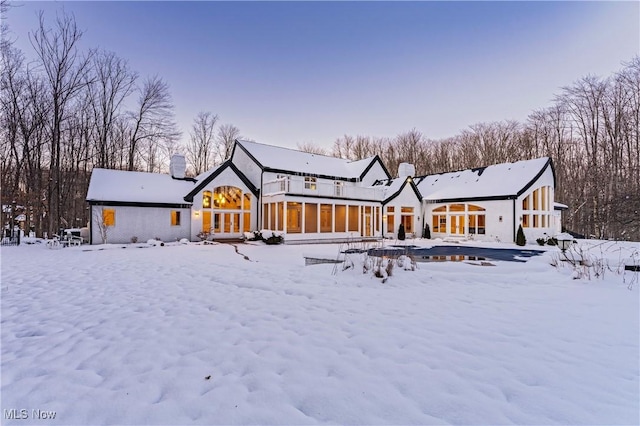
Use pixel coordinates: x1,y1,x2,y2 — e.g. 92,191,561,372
516,224,526,246
261,230,284,245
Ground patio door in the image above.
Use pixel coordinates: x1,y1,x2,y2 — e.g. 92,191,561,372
450,215,465,235
220,212,241,237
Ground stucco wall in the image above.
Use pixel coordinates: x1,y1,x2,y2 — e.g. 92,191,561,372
91,205,191,244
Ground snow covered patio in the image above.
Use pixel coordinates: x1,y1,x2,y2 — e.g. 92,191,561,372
1,240,638,425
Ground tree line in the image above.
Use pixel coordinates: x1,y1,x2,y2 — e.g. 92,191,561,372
1,7,240,236
2,6,639,241
300,57,639,241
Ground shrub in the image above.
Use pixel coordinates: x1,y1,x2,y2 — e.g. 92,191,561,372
536,237,545,246
423,223,431,239
546,237,558,246
398,223,406,241
516,224,526,246
131,236,138,244
264,232,283,245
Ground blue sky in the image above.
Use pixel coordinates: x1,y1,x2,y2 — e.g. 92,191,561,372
6,1,640,150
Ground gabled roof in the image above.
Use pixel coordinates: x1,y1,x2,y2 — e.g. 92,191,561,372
86,168,197,206
183,160,259,202
415,157,554,203
373,177,423,205
233,139,389,181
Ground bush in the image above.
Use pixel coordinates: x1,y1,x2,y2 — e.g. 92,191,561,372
131,236,138,244
516,224,526,246
423,223,431,239
398,223,406,241
264,232,283,245
536,237,545,246
546,237,558,246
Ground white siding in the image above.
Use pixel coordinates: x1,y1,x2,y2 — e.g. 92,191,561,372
360,160,390,186
231,147,262,188
385,183,422,238
190,167,258,240
91,205,190,244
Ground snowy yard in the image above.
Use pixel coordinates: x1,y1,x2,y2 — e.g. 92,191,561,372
1,239,638,425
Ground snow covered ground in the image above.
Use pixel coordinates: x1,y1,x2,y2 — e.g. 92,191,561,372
1,238,638,425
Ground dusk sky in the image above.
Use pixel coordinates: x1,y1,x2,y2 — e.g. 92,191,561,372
6,1,639,150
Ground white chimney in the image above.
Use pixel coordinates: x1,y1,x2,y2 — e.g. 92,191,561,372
170,154,186,179
398,162,415,178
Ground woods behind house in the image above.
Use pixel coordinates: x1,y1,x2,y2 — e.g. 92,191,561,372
1,7,638,240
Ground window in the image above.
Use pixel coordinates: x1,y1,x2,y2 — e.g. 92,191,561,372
287,202,302,233
522,186,551,227
263,203,270,229
277,202,284,231
304,177,317,190
375,206,380,232
305,203,318,233
243,193,251,210
243,212,251,232
400,207,414,234
102,208,115,226
334,181,343,196
348,205,359,232
335,205,346,232
203,191,212,208
171,211,181,226
214,186,242,209
270,203,276,230
321,204,332,232
386,206,395,234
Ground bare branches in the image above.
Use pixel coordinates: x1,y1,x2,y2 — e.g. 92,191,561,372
127,75,180,171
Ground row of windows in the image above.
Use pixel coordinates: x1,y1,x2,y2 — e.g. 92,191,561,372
522,214,551,228
263,202,382,235
523,186,552,211
101,209,182,227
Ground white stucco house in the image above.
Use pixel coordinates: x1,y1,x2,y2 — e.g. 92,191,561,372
86,139,565,244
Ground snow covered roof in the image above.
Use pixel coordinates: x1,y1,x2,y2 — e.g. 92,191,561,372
235,139,380,180
86,168,197,205
415,157,553,202
372,176,421,203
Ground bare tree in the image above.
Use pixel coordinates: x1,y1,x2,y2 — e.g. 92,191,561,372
186,111,218,175
216,123,240,163
30,11,93,235
88,50,137,168
127,75,180,171
296,142,328,156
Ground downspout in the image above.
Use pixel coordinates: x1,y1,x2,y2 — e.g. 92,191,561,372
259,171,263,231
89,203,93,245
512,198,516,242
